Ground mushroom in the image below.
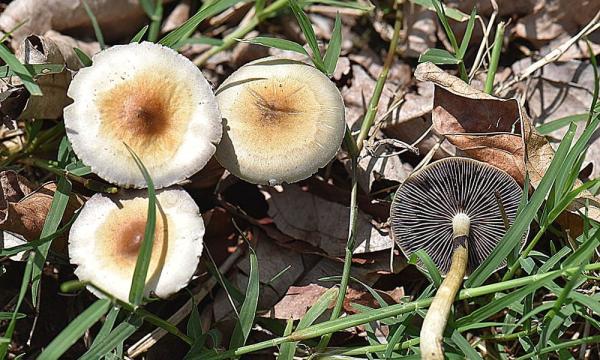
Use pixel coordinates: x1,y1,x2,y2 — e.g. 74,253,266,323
214,57,345,185
64,41,222,189
390,157,525,360
68,187,204,302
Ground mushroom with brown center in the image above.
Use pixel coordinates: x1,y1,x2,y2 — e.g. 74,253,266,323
215,57,345,185
64,41,222,189
390,157,525,360
68,187,204,302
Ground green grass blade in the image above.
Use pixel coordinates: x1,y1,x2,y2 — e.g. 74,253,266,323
139,0,155,16
456,7,476,59
535,114,588,135
82,0,106,49
419,48,461,64
73,48,92,67
0,43,42,96
0,63,64,78
0,312,25,320
90,306,120,349
429,0,459,51
81,316,142,360
457,270,561,327
131,25,149,43
323,12,342,76
563,227,600,268
538,246,571,273
124,144,156,306
288,0,325,71
0,255,34,358
585,38,599,121
277,319,295,360
31,175,72,303
467,123,577,287
187,293,203,340
301,0,374,11
242,37,308,55
229,248,260,349
159,0,242,48
450,330,481,359
147,0,163,42
411,249,442,287
409,0,468,21
38,299,111,360
297,287,338,329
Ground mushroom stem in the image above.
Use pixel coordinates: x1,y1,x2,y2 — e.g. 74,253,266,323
420,213,470,360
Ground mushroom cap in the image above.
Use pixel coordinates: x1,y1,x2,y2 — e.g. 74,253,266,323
64,41,222,189
68,187,204,302
390,157,526,275
215,57,345,185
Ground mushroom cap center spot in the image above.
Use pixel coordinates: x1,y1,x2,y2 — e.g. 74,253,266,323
117,220,147,257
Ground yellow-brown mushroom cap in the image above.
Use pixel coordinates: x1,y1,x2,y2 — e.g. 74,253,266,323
64,41,222,189
68,188,204,302
215,57,345,185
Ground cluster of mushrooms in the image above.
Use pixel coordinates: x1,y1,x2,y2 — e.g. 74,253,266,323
64,41,525,359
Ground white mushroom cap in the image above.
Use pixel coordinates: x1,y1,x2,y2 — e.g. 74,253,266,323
215,57,345,185
68,187,204,302
64,41,222,189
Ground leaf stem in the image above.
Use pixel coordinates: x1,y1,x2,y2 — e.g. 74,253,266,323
20,157,118,193
484,22,505,94
502,225,546,281
354,4,403,152
316,3,403,352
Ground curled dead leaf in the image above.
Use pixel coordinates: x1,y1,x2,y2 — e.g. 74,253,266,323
414,62,600,229
15,31,99,120
0,173,84,257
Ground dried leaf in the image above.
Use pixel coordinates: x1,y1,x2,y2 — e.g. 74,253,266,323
263,185,392,256
269,283,404,320
16,32,100,120
0,0,167,48
414,62,600,226
0,180,84,256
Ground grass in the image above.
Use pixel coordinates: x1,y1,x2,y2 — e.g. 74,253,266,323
1,0,599,358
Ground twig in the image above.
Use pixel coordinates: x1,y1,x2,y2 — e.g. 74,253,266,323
497,9,600,93
468,0,498,80
127,247,244,358
19,157,119,194
316,2,403,352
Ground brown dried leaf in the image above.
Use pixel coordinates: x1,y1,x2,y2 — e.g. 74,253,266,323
414,62,600,226
263,185,392,256
269,283,405,320
16,32,99,120
0,180,84,255
0,0,165,48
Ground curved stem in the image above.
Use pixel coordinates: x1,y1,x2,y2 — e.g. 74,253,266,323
420,244,468,359
420,214,470,360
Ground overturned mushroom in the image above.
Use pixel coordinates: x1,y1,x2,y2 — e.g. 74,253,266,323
390,157,525,360
64,41,222,189
215,57,345,185
69,187,204,302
